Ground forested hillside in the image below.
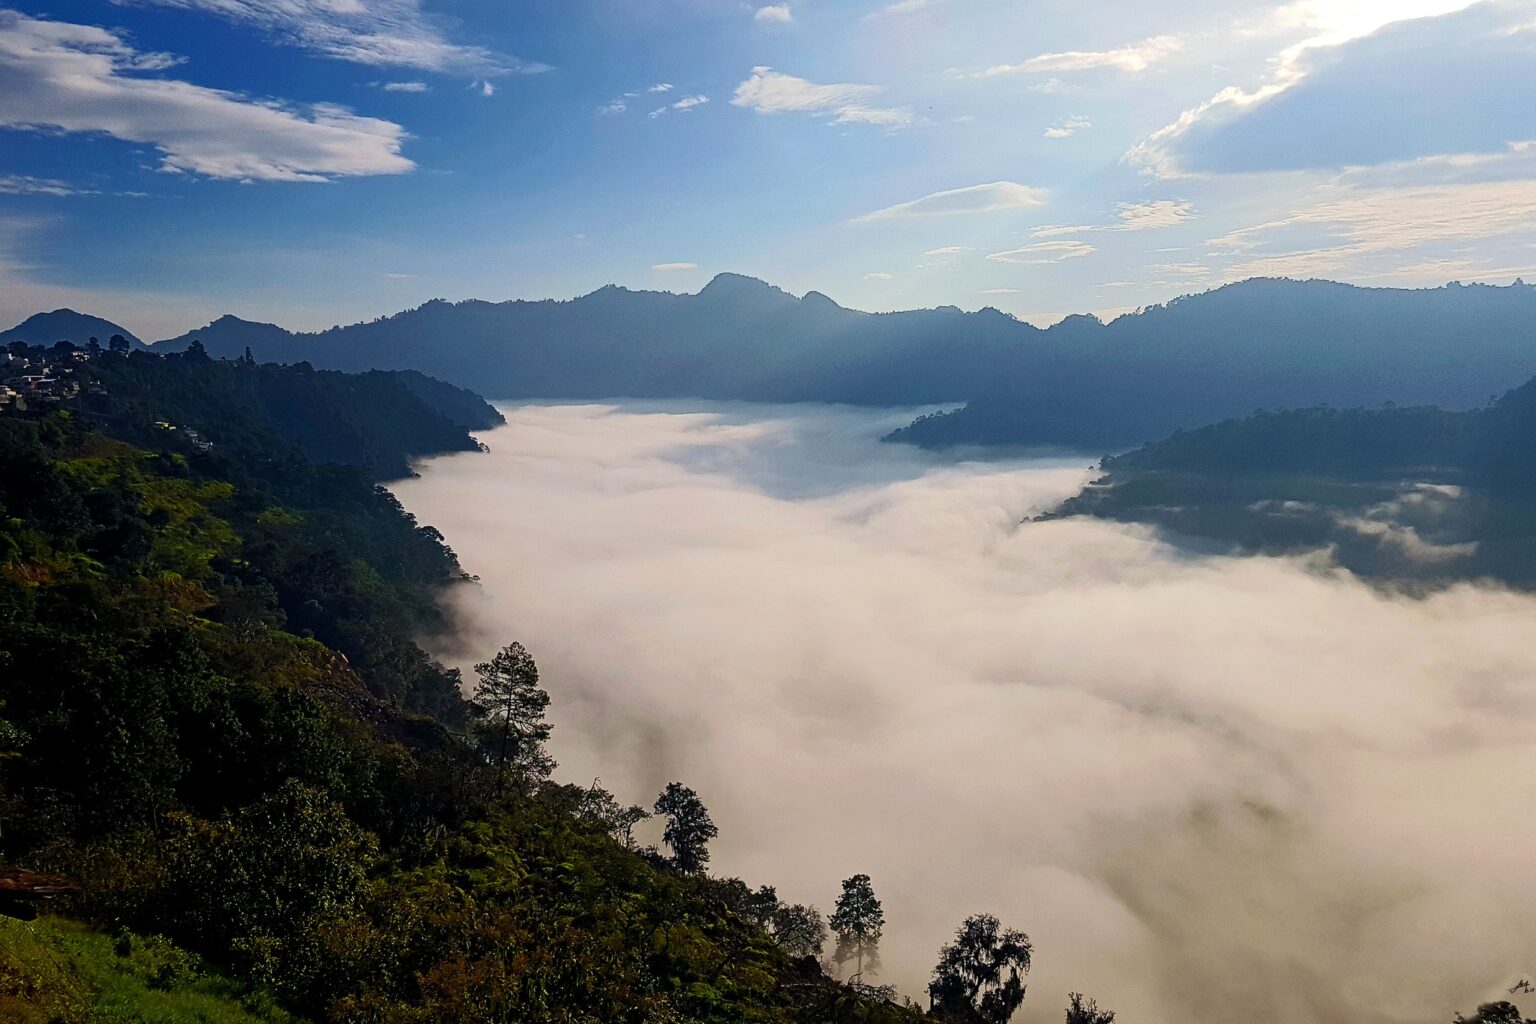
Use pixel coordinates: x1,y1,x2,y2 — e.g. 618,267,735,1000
0,350,947,1023
1049,374,1536,589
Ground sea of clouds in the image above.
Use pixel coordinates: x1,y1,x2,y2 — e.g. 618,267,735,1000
390,401,1536,1024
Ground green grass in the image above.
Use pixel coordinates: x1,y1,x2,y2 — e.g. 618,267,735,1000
0,916,297,1023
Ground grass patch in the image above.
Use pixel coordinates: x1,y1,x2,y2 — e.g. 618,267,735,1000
0,915,297,1023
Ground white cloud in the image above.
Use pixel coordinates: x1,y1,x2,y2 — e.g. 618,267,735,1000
1117,199,1197,230
1031,224,1097,238
0,174,98,197
672,95,710,112
1044,114,1091,139
596,100,628,116
986,240,1096,264
1129,1,1500,178
853,181,1047,223
478,80,496,97
924,245,970,255
649,83,674,93
979,287,1020,294
976,34,1183,77
0,11,413,182
755,5,793,24
732,67,911,129
865,271,894,280
652,262,699,272
1209,180,1536,281
864,0,933,20
379,80,429,93
129,0,548,76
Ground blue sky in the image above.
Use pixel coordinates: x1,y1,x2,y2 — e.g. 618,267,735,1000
1,0,1534,338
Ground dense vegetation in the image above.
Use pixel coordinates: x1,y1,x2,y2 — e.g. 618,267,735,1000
77,342,503,480
1051,376,1536,589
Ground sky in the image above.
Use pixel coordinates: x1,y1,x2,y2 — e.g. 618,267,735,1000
394,400,1536,1024
1,0,1535,338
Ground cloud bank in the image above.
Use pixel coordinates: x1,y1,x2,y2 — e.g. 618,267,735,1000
394,402,1536,1024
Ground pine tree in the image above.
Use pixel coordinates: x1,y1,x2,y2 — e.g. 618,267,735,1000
830,873,884,980
470,642,554,794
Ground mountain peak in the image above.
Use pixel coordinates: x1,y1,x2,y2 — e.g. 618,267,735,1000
698,273,794,304
800,290,842,310
0,308,142,346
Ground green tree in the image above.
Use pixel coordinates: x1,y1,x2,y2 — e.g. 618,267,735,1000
1065,992,1116,1024
928,913,1032,1024
108,333,130,353
653,781,717,873
470,642,554,794
830,873,884,980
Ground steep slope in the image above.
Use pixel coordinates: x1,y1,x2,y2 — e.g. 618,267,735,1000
0,309,143,348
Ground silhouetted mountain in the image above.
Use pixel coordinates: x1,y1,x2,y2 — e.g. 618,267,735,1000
159,313,292,354
131,276,1536,448
0,309,142,348
1050,372,1536,588
891,278,1536,449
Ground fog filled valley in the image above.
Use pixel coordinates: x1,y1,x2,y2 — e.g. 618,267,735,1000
393,402,1536,1024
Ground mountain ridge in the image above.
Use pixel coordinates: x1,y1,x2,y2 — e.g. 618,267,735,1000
13,274,1536,449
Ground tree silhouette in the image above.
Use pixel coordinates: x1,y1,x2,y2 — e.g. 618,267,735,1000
1064,992,1116,1024
1456,1003,1535,1024
653,782,717,873
108,334,130,353
928,913,1032,1023
829,873,884,980
469,642,553,794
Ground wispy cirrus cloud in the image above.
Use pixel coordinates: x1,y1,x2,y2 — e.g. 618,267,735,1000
957,34,1183,79
0,174,99,197
1208,180,1536,281
126,0,548,77
732,67,912,129
852,181,1046,223
0,10,413,182
986,240,1096,264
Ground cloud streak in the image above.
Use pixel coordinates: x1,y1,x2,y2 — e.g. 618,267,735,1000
0,10,413,182
127,0,546,76
853,181,1046,222
395,402,1536,1024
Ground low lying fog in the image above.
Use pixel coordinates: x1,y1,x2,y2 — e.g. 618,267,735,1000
391,402,1536,1024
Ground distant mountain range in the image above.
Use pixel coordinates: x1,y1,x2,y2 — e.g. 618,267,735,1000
8,275,1536,450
